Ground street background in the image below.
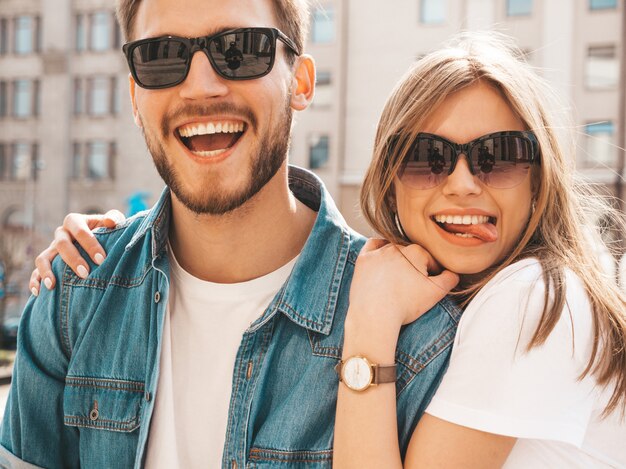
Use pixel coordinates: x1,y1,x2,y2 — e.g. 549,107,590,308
0,0,625,413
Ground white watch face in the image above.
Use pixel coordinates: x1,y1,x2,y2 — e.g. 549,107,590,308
342,357,373,391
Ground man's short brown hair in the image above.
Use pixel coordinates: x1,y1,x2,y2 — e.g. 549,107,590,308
116,0,309,62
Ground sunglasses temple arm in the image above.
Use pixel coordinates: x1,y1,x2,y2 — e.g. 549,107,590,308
276,30,300,56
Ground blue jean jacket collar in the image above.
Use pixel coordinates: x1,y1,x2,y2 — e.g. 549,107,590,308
123,165,357,336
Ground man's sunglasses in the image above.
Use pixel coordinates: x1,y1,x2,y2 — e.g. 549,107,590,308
394,130,540,190
122,27,300,89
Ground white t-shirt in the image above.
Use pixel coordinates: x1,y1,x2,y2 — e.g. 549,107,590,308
144,247,298,469
426,258,626,468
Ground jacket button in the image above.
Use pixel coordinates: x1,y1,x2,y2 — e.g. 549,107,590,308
89,400,99,421
154,291,161,303
231,460,237,469
145,391,151,402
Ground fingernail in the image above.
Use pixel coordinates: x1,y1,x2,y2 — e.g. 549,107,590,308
77,265,89,279
94,253,105,265
31,287,39,297
44,278,53,290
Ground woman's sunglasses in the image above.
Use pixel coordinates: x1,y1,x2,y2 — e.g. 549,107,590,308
122,27,300,89
394,130,540,190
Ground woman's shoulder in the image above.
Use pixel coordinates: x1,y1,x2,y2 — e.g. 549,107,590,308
461,257,594,357
474,257,590,313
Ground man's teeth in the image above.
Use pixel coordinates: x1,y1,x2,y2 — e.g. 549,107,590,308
192,149,228,157
178,121,245,137
434,214,490,225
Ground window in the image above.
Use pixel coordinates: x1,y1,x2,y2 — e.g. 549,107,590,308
590,0,617,9
507,0,533,16
585,45,618,89
314,71,332,108
0,81,7,117
112,77,121,114
309,135,329,169
0,144,6,180
0,18,7,55
584,122,615,167
14,16,40,54
10,142,34,181
86,76,118,116
74,78,83,115
71,142,82,179
312,6,334,44
13,79,38,118
86,141,115,180
91,11,111,51
420,0,446,24
76,14,87,51
89,76,110,116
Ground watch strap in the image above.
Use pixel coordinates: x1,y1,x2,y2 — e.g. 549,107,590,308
373,364,397,385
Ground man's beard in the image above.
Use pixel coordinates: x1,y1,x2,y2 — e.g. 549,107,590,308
140,100,292,216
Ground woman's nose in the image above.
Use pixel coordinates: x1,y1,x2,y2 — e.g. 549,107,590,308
441,155,483,197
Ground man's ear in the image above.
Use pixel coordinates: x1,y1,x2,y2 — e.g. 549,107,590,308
290,54,315,111
128,74,142,128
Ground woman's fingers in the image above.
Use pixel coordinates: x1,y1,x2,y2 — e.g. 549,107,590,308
63,214,108,266
33,244,58,293
30,211,124,293
401,244,443,275
428,269,460,296
50,226,91,278
29,268,42,297
99,210,126,229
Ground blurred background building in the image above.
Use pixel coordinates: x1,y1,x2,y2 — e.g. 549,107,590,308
0,0,625,320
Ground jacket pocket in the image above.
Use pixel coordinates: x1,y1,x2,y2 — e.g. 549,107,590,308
247,447,333,468
63,376,145,432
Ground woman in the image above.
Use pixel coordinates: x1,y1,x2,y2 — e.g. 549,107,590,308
30,33,626,467
334,33,626,467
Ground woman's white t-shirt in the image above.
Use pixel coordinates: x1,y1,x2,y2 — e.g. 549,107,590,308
426,258,626,468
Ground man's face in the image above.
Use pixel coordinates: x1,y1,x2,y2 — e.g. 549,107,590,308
130,0,297,215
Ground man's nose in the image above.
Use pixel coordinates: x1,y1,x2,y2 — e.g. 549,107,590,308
441,155,483,196
178,51,229,100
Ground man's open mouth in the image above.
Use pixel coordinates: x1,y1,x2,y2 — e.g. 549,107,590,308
177,121,246,157
431,214,498,242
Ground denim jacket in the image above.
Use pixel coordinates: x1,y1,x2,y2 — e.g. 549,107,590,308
0,166,461,468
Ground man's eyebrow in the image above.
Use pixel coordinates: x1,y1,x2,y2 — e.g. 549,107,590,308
191,26,251,38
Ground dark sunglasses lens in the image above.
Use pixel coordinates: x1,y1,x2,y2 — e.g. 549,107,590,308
399,137,451,189
470,135,533,188
209,30,274,79
131,39,189,88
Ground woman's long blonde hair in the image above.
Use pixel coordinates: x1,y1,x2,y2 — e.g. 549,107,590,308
361,32,626,415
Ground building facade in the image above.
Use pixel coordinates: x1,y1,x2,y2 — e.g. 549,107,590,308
0,0,624,309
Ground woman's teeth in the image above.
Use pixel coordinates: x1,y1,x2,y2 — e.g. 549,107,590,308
433,214,490,225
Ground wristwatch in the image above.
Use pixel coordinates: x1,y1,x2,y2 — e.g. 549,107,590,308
335,356,396,392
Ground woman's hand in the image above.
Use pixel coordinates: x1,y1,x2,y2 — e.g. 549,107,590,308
348,239,459,332
29,210,126,296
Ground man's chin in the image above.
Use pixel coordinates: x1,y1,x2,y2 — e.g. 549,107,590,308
172,185,255,216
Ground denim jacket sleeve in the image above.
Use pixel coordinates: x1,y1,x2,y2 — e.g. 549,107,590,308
0,261,80,468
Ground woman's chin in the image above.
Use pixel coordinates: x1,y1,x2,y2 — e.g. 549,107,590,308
439,259,489,276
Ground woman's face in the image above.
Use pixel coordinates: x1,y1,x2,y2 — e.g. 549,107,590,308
394,82,533,275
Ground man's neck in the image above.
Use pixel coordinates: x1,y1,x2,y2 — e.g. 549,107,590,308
168,165,316,284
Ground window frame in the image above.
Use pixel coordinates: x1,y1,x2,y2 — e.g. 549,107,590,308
506,0,533,17
419,0,447,24
583,121,616,168
585,43,619,90
308,134,330,170
311,5,335,44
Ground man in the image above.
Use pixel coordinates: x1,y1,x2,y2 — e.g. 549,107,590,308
0,0,460,467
